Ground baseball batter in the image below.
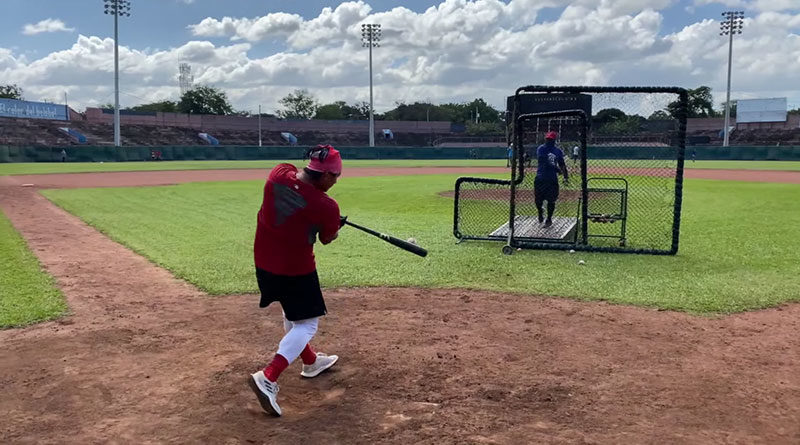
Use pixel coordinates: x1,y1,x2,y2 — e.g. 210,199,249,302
534,131,569,228
248,145,344,417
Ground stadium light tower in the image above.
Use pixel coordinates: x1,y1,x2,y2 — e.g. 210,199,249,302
104,0,131,147
361,23,381,147
720,10,744,147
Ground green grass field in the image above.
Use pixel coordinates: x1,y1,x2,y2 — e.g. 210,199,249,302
3,159,800,176
42,174,800,314
0,209,66,328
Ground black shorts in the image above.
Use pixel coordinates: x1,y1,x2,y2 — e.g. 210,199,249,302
255,267,327,321
534,177,559,203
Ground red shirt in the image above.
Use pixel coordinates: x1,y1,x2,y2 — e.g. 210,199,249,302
254,164,340,276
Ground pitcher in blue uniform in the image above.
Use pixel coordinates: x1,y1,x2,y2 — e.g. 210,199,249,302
534,131,569,228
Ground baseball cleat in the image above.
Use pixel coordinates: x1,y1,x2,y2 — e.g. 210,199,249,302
544,219,553,228
301,352,339,378
248,371,281,416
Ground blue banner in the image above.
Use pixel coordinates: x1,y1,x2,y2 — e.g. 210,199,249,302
0,98,69,121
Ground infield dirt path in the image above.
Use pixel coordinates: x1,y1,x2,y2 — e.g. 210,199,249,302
3,165,800,188
1,169,799,444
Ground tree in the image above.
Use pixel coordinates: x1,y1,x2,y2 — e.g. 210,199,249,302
129,100,179,113
380,98,501,123
596,115,645,135
438,98,502,124
277,89,318,119
314,101,371,120
465,121,503,135
466,98,501,123
593,108,627,127
648,110,671,120
789,108,800,115
0,84,23,100
665,86,717,119
351,101,371,119
314,101,348,120
382,101,450,121
178,85,234,115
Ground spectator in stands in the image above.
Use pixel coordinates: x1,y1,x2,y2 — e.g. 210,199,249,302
60,149,67,162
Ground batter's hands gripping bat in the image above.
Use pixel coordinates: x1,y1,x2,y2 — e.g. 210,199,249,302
342,219,428,257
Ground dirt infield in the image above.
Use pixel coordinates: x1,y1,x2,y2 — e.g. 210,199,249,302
3,166,800,189
1,168,800,443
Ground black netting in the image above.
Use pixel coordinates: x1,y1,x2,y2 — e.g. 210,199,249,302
453,178,511,240
515,114,584,245
454,86,687,255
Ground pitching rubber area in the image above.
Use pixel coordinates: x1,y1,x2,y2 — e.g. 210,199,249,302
0,167,799,443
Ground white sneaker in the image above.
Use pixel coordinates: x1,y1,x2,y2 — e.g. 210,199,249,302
248,370,281,416
300,352,339,378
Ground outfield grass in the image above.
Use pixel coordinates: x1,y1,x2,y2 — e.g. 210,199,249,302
4,159,800,175
0,209,67,328
42,175,800,314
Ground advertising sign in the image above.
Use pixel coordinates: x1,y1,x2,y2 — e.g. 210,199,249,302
737,98,787,123
0,98,69,120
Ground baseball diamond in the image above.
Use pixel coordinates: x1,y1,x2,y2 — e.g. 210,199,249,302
2,159,800,442
3,0,800,439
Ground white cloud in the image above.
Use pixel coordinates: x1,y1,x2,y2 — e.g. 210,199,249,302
4,1,800,113
750,0,800,12
22,19,75,36
694,0,800,12
694,0,748,7
190,13,304,41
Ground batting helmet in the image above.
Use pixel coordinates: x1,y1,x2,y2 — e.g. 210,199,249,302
545,131,558,140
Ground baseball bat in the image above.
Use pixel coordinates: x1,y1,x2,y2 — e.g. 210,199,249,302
344,220,428,257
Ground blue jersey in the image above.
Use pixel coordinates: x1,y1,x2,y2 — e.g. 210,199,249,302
535,144,565,181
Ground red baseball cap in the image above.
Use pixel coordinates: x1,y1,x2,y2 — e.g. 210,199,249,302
307,144,342,175
545,131,558,140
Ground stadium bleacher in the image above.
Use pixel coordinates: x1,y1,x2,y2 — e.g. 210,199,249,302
2,111,799,148
0,116,446,147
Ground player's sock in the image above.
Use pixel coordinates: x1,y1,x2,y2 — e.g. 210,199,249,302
300,344,317,365
264,353,289,382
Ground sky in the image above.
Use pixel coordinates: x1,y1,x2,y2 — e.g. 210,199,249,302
1,0,799,114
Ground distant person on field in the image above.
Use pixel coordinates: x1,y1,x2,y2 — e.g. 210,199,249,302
60,149,67,162
534,131,569,228
248,144,344,417
572,145,579,163
507,143,513,168
524,144,536,168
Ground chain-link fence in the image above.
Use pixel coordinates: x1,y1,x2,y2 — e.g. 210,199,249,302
454,86,688,255
453,177,511,241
